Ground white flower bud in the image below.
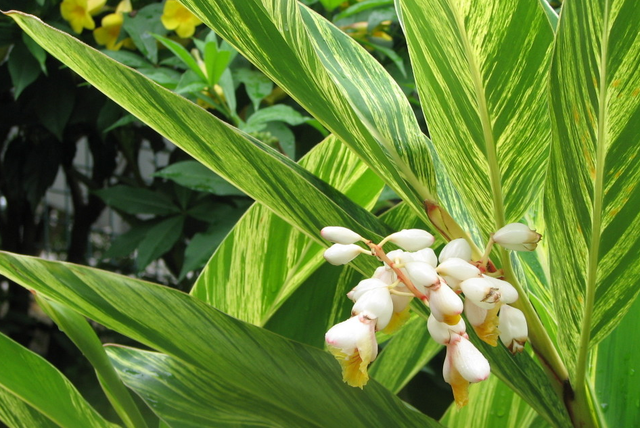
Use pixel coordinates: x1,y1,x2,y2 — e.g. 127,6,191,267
428,314,466,345
323,244,368,265
463,300,487,326
347,278,388,302
446,333,490,383
403,261,440,293
499,305,528,353
386,229,435,251
412,248,438,267
325,312,377,359
372,266,396,285
439,238,472,263
321,226,363,244
460,278,500,309
352,288,393,330
436,258,481,282
483,275,518,304
390,293,412,313
429,283,464,325
386,249,414,265
493,223,541,251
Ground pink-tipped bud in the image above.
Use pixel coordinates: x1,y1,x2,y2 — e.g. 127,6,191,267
413,248,438,267
439,238,472,263
347,278,389,302
321,226,363,244
324,244,367,265
352,287,394,330
437,258,481,282
499,305,528,353
483,275,518,304
460,278,500,309
428,314,466,345
386,229,435,251
429,283,464,325
493,223,541,251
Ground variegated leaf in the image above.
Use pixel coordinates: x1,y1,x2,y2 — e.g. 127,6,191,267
544,0,640,379
397,0,554,237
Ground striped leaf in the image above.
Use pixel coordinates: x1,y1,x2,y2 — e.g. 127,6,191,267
106,346,442,428
0,332,117,428
0,389,58,428
0,253,443,427
6,12,392,275
440,374,550,428
191,135,384,326
544,0,640,379
397,0,554,236
179,0,438,219
593,294,640,427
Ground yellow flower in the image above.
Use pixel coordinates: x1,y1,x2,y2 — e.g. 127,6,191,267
60,0,106,34
93,0,132,51
161,0,202,38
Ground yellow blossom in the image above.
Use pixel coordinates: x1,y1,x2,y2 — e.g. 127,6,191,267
161,0,203,38
60,0,106,34
93,0,132,51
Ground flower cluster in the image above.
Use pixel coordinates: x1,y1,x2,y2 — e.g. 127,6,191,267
322,223,538,406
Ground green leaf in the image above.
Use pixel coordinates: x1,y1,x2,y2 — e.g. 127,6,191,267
334,0,394,22
191,135,384,325
7,12,393,277
136,215,185,270
22,32,47,74
544,0,640,381
103,221,155,259
0,389,58,428
244,104,311,132
155,161,244,196
94,186,180,215
178,0,438,221
594,294,640,427
153,34,207,82
0,253,444,428
122,3,166,63
318,0,343,12
203,41,231,86
440,374,550,428
233,68,273,110
397,0,554,236
35,297,148,428
0,332,117,428
7,40,41,98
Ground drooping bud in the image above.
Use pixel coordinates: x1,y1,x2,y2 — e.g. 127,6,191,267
413,248,438,267
352,288,394,330
403,261,440,293
436,258,481,282
499,305,528,353
324,243,368,265
347,278,388,302
463,299,487,327
321,226,363,244
492,223,541,251
443,333,490,407
483,275,518,304
460,277,500,309
386,229,435,251
429,283,464,325
427,314,466,345
439,238,472,263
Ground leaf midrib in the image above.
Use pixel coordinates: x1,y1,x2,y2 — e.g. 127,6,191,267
575,0,610,389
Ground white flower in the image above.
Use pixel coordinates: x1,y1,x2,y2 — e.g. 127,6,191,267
386,229,435,251
427,314,466,345
443,333,490,407
429,283,463,325
347,278,389,302
320,226,363,244
483,275,518,304
499,305,528,353
403,261,439,293
460,277,500,309
323,243,368,265
352,287,394,330
463,299,487,326
325,312,378,388
436,258,481,282
493,223,541,251
439,238,472,263
412,248,438,267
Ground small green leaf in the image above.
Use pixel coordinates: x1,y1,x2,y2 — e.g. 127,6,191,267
155,161,245,196
7,41,41,98
136,215,185,270
234,68,274,110
244,104,311,132
153,34,207,82
94,186,180,215
122,3,166,63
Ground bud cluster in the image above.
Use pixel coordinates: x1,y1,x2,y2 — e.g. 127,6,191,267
321,224,537,407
